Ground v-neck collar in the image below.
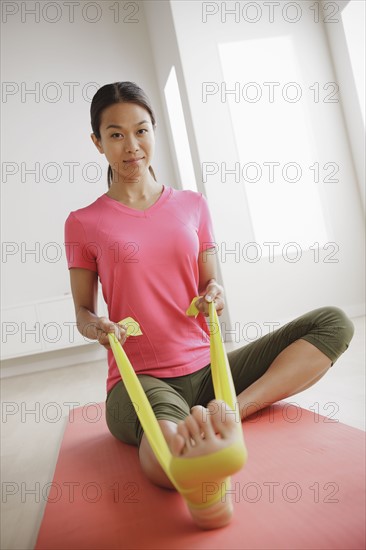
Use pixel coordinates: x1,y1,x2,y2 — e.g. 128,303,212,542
100,185,172,218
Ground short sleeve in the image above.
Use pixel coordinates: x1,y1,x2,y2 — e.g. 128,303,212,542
197,193,217,253
64,212,98,272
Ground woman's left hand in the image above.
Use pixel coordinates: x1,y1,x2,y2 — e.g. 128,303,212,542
195,280,225,317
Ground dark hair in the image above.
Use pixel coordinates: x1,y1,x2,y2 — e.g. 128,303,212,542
90,82,157,188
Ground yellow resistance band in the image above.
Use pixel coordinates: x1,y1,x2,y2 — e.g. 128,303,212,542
108,297,248,509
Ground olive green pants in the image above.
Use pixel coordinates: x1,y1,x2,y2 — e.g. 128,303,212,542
105,306,354,447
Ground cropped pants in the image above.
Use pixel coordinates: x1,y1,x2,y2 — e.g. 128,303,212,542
105,306,354,447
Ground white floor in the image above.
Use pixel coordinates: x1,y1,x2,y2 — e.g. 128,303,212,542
1,316,365,550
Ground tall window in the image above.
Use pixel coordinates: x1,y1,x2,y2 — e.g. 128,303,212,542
164,66,197,192
218,36,329,254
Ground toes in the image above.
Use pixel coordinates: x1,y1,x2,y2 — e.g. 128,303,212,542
190,405,215,440
208,400,238,439
176,419,192,448
172,400,240,460
184,413,203,446
170,432,186,457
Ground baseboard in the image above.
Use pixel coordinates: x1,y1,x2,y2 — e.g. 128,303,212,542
0,343,106,379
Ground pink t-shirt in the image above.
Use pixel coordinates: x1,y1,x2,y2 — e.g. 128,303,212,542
64,185,216,394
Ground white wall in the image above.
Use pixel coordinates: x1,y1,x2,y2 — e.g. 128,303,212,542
166,0,365,330
1,0,176,309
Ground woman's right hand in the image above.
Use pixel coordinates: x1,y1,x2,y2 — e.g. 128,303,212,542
95,316,128,350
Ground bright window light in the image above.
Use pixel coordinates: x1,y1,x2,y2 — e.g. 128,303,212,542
341,0,365,126
218,36,329,253
164,66,197,192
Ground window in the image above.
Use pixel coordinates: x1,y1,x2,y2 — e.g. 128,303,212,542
164,66,197,192
218,36,329,253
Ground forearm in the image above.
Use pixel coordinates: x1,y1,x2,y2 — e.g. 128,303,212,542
76,306,101,340
198,248,218,294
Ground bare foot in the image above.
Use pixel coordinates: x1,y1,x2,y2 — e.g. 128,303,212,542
170,399,246,530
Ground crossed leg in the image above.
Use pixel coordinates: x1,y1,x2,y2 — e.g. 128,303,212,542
236,339,331,420
136,306,353,530
138,341,332,530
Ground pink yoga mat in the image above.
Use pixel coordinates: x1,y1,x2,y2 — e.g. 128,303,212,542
34,402,365,549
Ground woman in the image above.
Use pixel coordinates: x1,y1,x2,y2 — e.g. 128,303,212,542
64,81,354,530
